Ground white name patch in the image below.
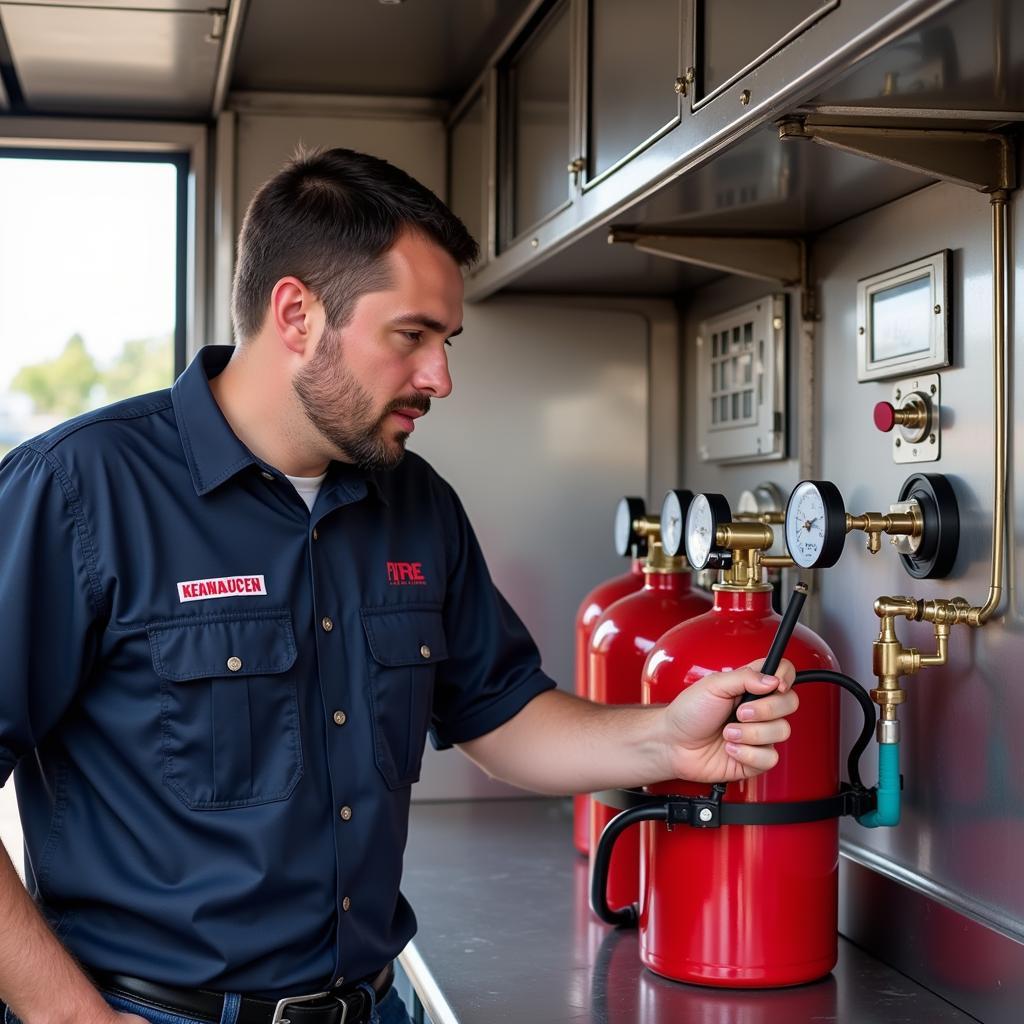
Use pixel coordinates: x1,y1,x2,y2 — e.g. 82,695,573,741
177,575,267,603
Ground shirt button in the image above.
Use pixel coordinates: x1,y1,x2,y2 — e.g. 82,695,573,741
342,896,351,912
226,656,242,672
312,528,319,541
339,805,353,821
333,710,347,726
260,471,274,481
322,616,334,633
419,644,431,659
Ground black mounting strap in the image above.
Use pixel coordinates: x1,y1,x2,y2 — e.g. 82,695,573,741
592,783,877,828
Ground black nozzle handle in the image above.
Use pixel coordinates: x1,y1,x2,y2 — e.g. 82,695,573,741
589,804,668,927
739,582,808,707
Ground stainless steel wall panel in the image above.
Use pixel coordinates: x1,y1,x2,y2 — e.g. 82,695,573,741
840,851,1024,1024
677,174,1022,1018
812,180,1022,1013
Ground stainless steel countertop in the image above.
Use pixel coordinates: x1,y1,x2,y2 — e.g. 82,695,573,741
398,798,978,1024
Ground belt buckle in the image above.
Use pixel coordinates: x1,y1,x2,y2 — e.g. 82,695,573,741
271,990,331,1024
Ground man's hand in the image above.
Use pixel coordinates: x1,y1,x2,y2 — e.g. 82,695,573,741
659,658,799,784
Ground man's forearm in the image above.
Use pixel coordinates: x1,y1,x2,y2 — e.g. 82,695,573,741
457,664,799,795
0,840,112,1024
458,689,671,795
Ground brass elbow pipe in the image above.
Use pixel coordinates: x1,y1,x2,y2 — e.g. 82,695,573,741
871,596,954,742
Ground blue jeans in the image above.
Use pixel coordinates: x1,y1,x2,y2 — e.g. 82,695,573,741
3,987,412,1024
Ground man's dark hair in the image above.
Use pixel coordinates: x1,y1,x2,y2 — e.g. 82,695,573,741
231,146,479,340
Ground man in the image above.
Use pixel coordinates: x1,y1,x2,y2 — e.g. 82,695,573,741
0,148,798,1024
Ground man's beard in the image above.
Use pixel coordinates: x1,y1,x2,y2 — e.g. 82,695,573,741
293,328,430,471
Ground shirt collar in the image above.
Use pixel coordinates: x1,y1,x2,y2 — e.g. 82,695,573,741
171,345,387,505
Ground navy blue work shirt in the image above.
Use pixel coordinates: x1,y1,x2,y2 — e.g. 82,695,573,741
0,345,555,996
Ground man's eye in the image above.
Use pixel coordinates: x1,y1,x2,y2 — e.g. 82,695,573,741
401,331,422,343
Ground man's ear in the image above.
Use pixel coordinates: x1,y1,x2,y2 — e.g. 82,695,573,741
269,276,320,356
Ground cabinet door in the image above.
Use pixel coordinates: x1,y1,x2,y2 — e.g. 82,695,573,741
449,89,487,258
586,0,683,185
499,0,573,250
694,0,839,105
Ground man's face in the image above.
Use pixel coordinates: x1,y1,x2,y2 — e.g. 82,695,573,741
293,231,464,471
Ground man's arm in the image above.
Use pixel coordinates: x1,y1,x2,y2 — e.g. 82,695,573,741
457,659,798,794
0,451,145,1022
0,842,145,1024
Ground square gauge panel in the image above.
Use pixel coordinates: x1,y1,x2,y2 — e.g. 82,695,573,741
697,294,786,463
857,251,950,382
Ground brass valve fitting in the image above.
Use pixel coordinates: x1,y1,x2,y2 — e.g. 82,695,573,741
870,595,959,742
848,507,922,556
714,522,793,589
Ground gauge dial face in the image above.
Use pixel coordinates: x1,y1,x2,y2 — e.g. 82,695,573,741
685,494,716,570
659,491,689,557
614,498,632,557
614,497,645,557
786,480,843,568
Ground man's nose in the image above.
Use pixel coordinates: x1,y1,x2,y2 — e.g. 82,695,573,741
411,343,453,399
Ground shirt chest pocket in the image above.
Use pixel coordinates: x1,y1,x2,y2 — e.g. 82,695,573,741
147,611,303,810
361,606,448,790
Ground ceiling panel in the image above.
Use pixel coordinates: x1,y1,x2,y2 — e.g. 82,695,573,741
3,1,227,9
232,0,533,100
0,3,223,117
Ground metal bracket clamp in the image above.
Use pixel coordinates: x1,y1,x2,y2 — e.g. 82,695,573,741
593,783,878,829
778,119,1016,194
606,229,818,322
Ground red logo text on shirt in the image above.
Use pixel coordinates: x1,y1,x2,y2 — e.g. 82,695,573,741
387,561,427,586
177,575,268,603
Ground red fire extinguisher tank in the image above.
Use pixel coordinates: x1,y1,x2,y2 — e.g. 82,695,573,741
574,561,644,853
588,560,711,911
573,496,650,856
640,588,839,987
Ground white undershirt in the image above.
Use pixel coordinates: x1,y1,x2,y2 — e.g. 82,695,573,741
285,471,327,513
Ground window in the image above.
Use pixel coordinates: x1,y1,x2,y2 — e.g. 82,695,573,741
0,150,186,459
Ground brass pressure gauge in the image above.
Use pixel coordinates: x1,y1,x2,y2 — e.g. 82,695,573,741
684,493,733,571
659,490,696,558
784,475,960,579
614,496,650,558
684,493,780,590
785,481,847,569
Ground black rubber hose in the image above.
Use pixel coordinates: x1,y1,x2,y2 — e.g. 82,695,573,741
793,669,875,790
589,804,668,927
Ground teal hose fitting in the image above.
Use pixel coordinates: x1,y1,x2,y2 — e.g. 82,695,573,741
858,741,901,828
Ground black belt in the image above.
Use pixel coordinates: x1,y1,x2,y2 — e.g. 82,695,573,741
91,962,394,1024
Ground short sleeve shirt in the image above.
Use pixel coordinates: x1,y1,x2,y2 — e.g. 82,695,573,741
0,345,556,996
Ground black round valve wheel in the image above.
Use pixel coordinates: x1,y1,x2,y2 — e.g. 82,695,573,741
897,473,960,579
614,496,648,558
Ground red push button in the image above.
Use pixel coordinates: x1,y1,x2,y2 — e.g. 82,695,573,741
873,401,897,433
